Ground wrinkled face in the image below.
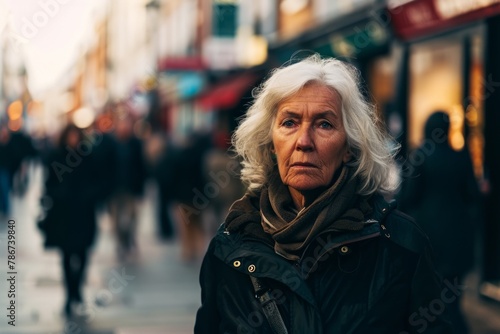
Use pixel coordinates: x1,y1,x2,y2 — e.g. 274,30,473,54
272,82,350,193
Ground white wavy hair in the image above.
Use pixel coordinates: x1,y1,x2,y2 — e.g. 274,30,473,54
232,55,400,196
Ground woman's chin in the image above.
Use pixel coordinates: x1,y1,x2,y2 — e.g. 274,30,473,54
287,180,327,193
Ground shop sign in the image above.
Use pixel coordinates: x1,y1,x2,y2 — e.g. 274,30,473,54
390,0,500,39
203,37,237,70
435,0,500,19
315,0,378,20
212,0,238,37
323,21,389,58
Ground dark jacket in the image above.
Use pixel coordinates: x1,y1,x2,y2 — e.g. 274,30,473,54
107,135,146,198
39,146,100,252
195,196,452,334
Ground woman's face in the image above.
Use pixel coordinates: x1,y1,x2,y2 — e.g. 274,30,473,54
272,82,350,194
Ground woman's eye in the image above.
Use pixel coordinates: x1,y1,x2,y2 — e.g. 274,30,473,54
319,121,333,129
282,120,295,127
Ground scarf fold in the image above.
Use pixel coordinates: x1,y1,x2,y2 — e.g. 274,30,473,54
225,166,372,261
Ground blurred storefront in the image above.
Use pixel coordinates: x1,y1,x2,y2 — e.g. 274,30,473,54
194,71,260,136
270,0,392,72
153,0,272,142
156,56,208,136
388,0,500,302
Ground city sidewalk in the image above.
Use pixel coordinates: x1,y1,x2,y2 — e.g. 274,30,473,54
0,164,202,334
0,164,499,333
463,272,500,333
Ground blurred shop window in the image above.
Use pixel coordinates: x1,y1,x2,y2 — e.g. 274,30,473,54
408,28,486,181
409,39,463,150
368,51,399,122
279,0,313,39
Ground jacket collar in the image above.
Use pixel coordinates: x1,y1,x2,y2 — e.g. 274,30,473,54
211,194,394,305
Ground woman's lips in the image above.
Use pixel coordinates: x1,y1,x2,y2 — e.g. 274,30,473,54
291,162,317,168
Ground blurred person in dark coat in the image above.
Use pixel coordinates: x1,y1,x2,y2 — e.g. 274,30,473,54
0,124,37,216
38,124,101,317
399,111,481,334
0,125,14,217
109,116,146,262
91,113,119,206
172,132,212,262
150,135,176,240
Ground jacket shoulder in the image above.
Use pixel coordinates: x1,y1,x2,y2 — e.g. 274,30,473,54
373,196,429,254
384,209,430,254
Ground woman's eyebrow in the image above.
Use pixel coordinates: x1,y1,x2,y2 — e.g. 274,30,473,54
314,111,339,120
277,110,300,118
277,110,338,118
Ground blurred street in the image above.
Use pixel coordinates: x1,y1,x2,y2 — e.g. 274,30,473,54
0,163,497,333
0,0,500,333
0,163,202,334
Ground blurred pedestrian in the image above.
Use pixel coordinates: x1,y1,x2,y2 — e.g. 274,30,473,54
92,113,119,207
151,135,176,240
0,125,14,217
399,111,481,334
38,124,101,317
0,124,37,217
109,116,146,262
195,56,452,333
172,132,211,263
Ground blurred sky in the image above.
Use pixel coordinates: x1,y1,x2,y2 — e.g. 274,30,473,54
2,0,108,99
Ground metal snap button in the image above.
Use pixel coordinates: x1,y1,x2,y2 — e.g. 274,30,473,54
233,260,241,268
340,246,349,254
248,264,256,273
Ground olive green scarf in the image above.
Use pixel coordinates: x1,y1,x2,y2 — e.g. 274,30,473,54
224,166,373,261
259,166,372,261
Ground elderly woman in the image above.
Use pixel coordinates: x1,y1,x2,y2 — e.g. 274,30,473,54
194,56,451,333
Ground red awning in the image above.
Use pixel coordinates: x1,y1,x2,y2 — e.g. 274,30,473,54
158,56,207,71
196,73,259,110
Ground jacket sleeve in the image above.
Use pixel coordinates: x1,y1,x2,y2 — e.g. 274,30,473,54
194,241,221,334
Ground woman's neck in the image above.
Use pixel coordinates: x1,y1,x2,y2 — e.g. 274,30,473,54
288,187,324,211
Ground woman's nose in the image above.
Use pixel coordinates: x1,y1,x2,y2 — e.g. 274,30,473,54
295,126,314,151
